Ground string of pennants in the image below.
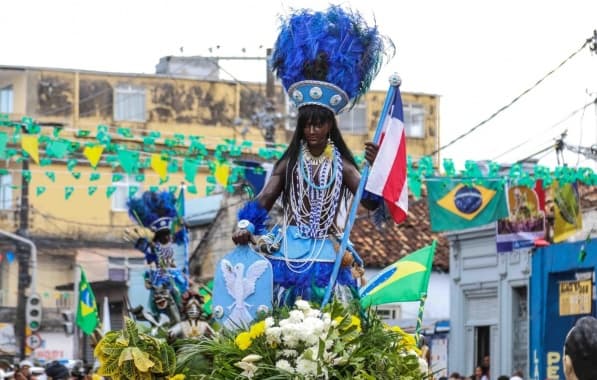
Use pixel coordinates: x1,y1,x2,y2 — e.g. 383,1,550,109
0,115,596,200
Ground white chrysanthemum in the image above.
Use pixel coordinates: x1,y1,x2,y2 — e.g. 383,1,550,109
264,316,275,328
265,326,282,344
419,357,429,374
280,349,298,358
275,359,295,373
295,299,311,311
281,327,300,348
295,358,318,376
279,318,290,328
288,309,304,323
304,308,321,318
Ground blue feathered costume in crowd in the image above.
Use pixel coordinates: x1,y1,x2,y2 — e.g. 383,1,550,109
127,190,188,319
236,6,392,307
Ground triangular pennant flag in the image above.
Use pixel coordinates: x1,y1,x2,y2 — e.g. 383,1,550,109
117,149,138,174
188,185,198,194
0,132,8,159
65,186,74,200
151,154,168,180
183,158,199,184
45,171,56,182
36,186,46,196
214,162,230,186
47,140,69,158
128,186,139,198
88,186,98,196
106,186,117,198
21,135,39,164
83,145,104,169
22,171,31,183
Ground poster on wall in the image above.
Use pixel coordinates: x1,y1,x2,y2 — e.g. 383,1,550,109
559,279,592,316
0,323,17,355
496,184,545,253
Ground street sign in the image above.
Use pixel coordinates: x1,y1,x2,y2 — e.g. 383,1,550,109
25,332,42,350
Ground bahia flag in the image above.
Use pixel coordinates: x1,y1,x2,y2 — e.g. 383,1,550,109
76,267,98,335
360,241,436,307
365,88,408,223
427,179,509,232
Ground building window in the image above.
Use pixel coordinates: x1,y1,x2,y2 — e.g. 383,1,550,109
403,103,425,138
114,84,146,122
338,103,367,135
375,304,402,320
0,175,12,210
111,175,142,211
0,86,13,114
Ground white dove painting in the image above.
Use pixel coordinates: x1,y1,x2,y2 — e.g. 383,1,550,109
212,245,273,330
221,259,269,329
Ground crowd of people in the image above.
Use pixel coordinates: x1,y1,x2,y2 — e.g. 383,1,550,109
2,359,91,380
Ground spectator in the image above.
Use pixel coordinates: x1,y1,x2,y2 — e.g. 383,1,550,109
510,369,524,380
563,316,597,380
497,376,510,380
449,372,462,380
44,361,69,380
14,360,36,380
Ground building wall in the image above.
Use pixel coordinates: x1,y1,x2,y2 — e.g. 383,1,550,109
448,225,531,378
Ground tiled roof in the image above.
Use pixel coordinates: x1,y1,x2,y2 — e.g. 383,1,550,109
350,192,450,272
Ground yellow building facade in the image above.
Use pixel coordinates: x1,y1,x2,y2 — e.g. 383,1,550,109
0,64,439,310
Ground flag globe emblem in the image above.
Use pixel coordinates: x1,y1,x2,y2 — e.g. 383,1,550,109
454,186,483,214
437,184,497,221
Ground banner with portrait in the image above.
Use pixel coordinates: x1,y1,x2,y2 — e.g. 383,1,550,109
496,183,546,253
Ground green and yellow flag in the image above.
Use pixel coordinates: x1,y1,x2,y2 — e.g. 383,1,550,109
427,180,509,232
360,241,436,307
552,181,583,243
76,267,98,335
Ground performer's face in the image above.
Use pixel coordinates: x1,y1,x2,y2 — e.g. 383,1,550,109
303,121,331,151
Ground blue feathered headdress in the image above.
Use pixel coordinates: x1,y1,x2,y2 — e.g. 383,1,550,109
272,5,393,114
127,190,179,232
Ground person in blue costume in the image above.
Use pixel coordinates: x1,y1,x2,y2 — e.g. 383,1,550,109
232,6,392,307
127,190,189,322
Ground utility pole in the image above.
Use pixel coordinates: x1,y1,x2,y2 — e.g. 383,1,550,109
15,145,30,359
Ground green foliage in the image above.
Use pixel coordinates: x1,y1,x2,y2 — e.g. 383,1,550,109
95,317,175,380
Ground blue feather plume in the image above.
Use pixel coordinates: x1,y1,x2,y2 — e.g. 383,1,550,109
127,190,178,229
272,5,393,107
238,200,269,235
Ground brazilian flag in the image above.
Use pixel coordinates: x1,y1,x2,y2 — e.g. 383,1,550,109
427,179,509,232
76,267,98,335
360,241,436,307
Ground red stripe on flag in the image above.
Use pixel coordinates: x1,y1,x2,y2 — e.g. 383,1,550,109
381,129,408,223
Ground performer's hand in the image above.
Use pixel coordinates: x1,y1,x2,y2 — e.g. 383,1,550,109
232,229,254,245
364,142,379,165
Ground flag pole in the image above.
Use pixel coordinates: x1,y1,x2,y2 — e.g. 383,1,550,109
415,293,427,345
179,183,189,278
321,74,401,308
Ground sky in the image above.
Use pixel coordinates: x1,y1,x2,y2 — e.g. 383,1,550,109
3,0,597,171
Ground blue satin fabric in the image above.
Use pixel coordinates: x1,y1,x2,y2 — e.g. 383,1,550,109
267,226,357,306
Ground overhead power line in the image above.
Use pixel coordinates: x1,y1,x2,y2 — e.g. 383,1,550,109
431,37,592,156
491,98,597,161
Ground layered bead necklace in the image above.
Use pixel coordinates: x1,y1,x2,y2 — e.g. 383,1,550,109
288,140,343,239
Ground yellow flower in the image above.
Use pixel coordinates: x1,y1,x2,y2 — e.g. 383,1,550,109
249,320,266,339
92,375,103,380
169,375,186,380
349,315,362,332
235,331,253,350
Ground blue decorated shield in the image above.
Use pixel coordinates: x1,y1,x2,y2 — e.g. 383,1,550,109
212,245,273,330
